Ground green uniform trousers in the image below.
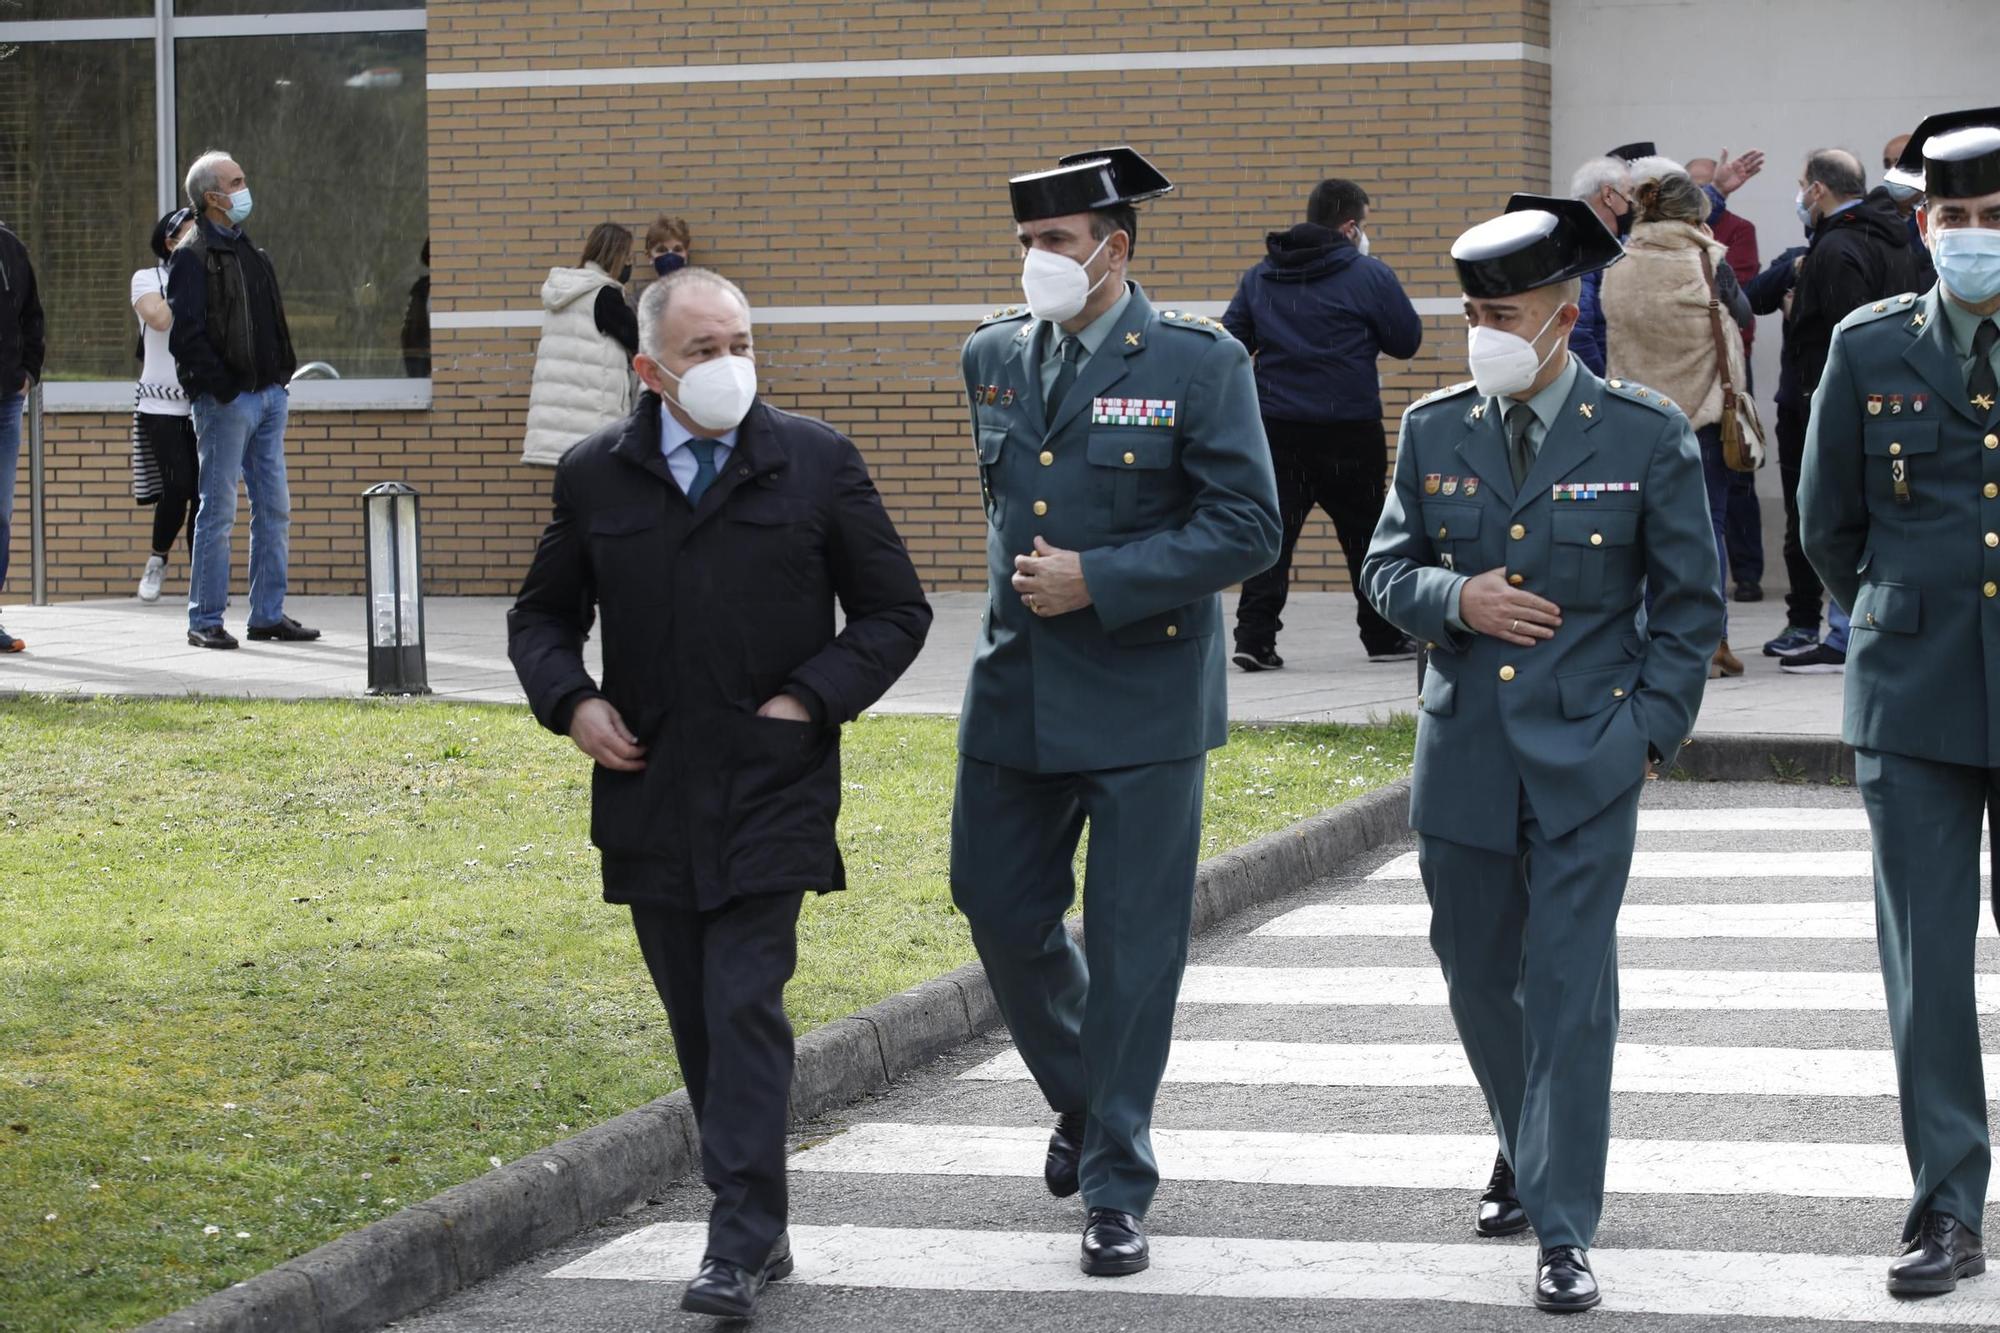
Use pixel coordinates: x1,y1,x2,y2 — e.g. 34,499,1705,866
949,752,1207,1218
1417,777,1643,1250
1857,747,1996,1242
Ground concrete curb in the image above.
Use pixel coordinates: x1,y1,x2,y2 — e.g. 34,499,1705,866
133,780,1416,1333
1674,731,1856,785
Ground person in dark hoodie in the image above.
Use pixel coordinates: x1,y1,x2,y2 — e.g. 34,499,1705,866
1222,178,1423,668
0,221,45,654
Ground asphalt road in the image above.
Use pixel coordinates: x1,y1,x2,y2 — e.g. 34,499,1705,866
391,780,2000,1333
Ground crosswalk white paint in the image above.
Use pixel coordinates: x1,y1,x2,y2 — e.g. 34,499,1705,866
962,1040,1912,1097
548,1222,2000,1325
1176,965,2000,1011
1252,901,2000,940
792,1121,1937,1201
1635,808,1876,831
1368,850,1897,880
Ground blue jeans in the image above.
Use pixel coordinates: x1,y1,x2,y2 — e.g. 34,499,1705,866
188,386,290,630
1696,425,1730,641
0,390,22,594
1826,598,1851,654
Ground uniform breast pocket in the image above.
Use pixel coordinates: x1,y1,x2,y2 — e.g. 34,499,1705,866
1420,502,1483,570
1086,430,1179,530
1550,507,1641,606
1863,421,1940,517
976,424,1007,519
587,502,669,603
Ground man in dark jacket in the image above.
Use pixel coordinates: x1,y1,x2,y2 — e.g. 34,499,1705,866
166,149,315,651
508,268,931,1320
1223,178,1422,667
0,223,44,654
1773,149,1922,672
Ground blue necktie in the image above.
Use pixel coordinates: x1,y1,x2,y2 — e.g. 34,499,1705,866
685,438,720,504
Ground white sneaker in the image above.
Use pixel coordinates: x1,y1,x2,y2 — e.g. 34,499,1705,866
138,555,166,603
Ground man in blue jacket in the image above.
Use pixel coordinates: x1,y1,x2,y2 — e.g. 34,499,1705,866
1223,178,1422,668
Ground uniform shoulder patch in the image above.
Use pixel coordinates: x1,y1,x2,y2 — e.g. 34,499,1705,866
977,304,1031,328
1154,308,1232,339
1601,377,1682,416
1836,294,1921,334
1407,380,1477,413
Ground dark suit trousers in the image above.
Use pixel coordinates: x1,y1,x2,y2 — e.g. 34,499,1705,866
949,752,1207,1218
1233,417,1401,654
1417,777,1643,1250
630,890,804,1269
1776,401,1825,631
1856,749,1996,1241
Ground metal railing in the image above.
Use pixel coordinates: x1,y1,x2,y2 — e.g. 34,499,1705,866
27,379,45,606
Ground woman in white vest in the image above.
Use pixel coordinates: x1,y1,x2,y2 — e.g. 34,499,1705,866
523,222,638,466
131,206,200,602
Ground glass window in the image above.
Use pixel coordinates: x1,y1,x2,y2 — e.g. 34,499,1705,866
0,2,149,17
174,1,421,14
0,40,158,381
175,30,427,379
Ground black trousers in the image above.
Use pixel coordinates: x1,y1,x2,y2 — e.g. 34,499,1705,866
1775,400,1824,631
138,412,200,556
630,890,804,1270
1233,417,1400,654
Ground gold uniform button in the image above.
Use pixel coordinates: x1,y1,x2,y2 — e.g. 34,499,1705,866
1988,434,1999,449
1589,532,1604,547
1612,687,1626,699
1123,451,1136,465
1033,500,1048,516
1425,641,1437,650
1987,582,1998,598
1889,442,1903,456
1866,612,1877,625
1507,573,1525,587
1165,625,1179,638
1988,532,1999,549
1509,523,1526,540
1438,526,1450,539
1039,450,1054,466
1986,483,1999,499
1416,694,1425,707
1499,665,1516,682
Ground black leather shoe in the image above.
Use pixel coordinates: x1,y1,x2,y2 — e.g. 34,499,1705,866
1081,1208,1149,1276
246,615,321,642
187,625,238,650
1733,581,1764,603
1476,1150,1529,1238
1535,1246,1600,1313
1045,1112,1084,1199
1232,647,1283,672
1889,1211,1986,1296
764,1230,794,1283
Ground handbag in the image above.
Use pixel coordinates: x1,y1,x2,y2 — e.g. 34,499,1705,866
1697,248,1767,472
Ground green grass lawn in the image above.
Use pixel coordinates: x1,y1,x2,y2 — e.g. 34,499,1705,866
0,698,1414,1333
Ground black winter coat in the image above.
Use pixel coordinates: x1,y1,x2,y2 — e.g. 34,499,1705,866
1787,188,1922,397
507,394,933,910
0,225,45,396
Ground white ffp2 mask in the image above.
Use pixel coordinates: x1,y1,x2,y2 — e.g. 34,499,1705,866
1021,233,1113,324
1466,306,1567,399
658,355,758,434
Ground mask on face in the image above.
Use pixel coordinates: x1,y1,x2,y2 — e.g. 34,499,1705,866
217,187,253,226
1614,204,1634,240
617,264,633,285
652,252,687,277
1884,179,1922,204
1021,232,1114,324
1466,305,1567,399
1350,225,1372,257
1795,187,1816,230
1932,225,2000,305
656,354,758,434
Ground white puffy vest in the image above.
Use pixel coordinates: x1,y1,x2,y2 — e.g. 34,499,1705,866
522,262,636,466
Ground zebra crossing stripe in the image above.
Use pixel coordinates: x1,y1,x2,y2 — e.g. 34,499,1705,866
791,1121,1933,1200
547,1222,2000,1324
1176,965,2000,1010
960,1040,1911,1097
1252,902,2000,940
1635,808,1876,831
1368,850,1890,880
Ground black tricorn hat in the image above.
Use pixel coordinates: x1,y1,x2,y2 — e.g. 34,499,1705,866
1608,141,1657,162
1888,107,2000,199
1009,146,1174,223
1451,194,1624,299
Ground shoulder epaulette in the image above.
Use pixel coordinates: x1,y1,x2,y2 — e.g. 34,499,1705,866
1155,308,1232,338
1602,377,1683,416
1407,380,1477,413
1837,291,1920,333
977,304,1031,327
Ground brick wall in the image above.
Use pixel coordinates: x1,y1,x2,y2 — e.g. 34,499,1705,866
19,0,1551,602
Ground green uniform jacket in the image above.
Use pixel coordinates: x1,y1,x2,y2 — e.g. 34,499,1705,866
1362,364,1723,853
957,284,1282,773
1801,286,2000,766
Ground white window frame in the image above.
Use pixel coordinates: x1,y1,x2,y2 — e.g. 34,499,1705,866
4,5,431,412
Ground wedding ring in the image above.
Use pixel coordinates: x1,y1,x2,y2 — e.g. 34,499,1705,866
1510,619,1520,634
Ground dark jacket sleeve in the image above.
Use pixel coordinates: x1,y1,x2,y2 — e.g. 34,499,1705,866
1628,411,1726,769
1569,270,1608,377
1366,261,1424,360
506,464,604,735
783,435,933,725
594,286,638,357
1799,324,1869,615
1220,270,1258,354
1361,409,1474,652
1715,262,1752,331
1079,335,1282,629
13,243,43,384
1745,247,1804,316
166,242,233,403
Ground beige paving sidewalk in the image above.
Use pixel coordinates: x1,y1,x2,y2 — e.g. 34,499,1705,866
0,590,1843,735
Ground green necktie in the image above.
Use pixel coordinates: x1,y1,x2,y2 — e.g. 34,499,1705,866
684,438,720,504
1506,403,1536,489
1969,319,1998,415
1046,335,1084,416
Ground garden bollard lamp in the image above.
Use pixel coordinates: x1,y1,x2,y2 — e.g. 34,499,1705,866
363,482,431,696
